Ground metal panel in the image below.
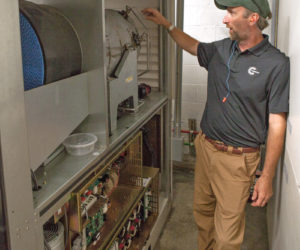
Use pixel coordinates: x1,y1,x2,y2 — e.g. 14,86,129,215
25,73,89,171
0,1,173,249
0,1,42,249
0,140,8,249
33,0,109,142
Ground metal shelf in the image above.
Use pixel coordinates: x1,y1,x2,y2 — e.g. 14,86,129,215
34,91,168,223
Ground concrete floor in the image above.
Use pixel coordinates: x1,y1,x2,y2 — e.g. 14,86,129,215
155,156,269,250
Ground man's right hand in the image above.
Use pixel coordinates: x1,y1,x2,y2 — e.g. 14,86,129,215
142,8,199,56
141,8,171,28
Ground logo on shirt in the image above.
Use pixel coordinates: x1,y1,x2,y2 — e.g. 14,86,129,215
248,67,260,76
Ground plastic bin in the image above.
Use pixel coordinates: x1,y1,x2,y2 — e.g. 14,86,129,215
63,133,97,156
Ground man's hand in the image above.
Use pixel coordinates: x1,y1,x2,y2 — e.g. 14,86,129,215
251,113,286,207
141,8,171,28
251,175,273,207
142,8,199,55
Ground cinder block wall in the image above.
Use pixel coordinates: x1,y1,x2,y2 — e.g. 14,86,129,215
182,0,227,131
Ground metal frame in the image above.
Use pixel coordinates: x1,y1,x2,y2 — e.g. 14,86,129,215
0,0,174,249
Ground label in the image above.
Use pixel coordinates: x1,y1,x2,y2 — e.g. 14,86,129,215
125,76,133,83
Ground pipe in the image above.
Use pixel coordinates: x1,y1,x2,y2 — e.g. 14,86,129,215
180,129,199,135
173,0,184,137
271,0,280,47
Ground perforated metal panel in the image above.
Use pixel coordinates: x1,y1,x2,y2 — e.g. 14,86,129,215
19,12,45,91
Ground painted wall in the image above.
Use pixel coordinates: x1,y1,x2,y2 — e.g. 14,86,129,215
267,0,300,249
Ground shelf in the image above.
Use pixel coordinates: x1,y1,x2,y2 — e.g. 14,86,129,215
34,91,167,220
33,140,106,213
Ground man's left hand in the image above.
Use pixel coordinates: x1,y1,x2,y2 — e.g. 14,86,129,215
251,175,273,207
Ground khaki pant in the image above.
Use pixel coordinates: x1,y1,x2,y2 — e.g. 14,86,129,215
193,133,260,250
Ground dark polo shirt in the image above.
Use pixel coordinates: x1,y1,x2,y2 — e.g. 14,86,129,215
197,35,290,148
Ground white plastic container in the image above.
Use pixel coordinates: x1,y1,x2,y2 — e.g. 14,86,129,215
63,133,97,156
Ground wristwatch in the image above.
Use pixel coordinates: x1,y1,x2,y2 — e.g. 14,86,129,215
167,24,175,32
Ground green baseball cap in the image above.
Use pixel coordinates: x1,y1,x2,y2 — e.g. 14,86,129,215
214,0,272,18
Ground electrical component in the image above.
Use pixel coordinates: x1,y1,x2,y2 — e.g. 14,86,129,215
80,195,97,217
143,190,152,220
85,208,105,246
138,83,151,99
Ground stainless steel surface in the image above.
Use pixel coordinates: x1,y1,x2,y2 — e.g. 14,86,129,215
108,49,139,132
173,0,184,138
0,139,8,249
106,9,147,133
109,91,168,146
35,91,167,218
0,1,42,248
33,144,106,212
25,73,89,171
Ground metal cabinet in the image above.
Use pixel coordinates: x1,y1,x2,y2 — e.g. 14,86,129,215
0,0,175,249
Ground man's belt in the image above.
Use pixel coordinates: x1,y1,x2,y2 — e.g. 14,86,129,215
204,135,259,155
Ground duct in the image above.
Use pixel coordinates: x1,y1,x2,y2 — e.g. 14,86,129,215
173,0,184,138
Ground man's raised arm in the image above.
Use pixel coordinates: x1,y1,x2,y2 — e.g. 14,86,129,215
142,8,199,56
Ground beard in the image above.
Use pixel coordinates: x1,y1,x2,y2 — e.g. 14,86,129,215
229,29,242,41
227,25,249,42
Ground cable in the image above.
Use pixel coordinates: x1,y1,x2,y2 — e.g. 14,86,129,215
223,41,237,103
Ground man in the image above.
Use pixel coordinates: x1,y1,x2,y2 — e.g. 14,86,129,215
143,0,289,249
